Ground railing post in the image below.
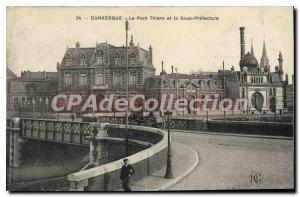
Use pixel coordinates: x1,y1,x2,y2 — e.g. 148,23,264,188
89,123,109,166
8,117,23,168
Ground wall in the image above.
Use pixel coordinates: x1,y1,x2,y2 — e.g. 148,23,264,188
207,120,294,137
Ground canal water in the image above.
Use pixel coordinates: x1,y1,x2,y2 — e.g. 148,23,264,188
7,139,144,191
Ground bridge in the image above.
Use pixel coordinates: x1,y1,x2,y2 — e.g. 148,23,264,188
6,117,168,191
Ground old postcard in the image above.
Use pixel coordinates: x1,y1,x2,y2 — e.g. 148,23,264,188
6,6,295,191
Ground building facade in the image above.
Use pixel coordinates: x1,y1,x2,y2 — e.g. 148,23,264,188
145,27,289,115
57,36,155,98
225,27,288,114
7,27,292,117
7,71,58,117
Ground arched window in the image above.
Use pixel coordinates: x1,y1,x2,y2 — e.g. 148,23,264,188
207,80,211,88
198,80,203,87
65,53,72,66
129,53,136,64
81,53,87,66
114,53,121,65
96,50,104,64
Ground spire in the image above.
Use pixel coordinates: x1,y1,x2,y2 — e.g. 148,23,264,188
149,45,153,64
260,40,270,70
129,35,134,47
278,51,283,73
251,39,254,56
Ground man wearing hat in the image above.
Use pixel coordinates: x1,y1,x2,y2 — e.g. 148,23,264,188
119,158,135,191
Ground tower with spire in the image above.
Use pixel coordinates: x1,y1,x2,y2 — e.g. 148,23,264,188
260,41,270,71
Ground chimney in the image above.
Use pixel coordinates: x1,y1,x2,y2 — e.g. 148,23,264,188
171,65,174,74
239,27,245,59
162,61,164,73
149,45,153,64
76,42,80,48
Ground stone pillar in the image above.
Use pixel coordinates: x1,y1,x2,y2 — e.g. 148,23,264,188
69,179,88,191
8,117,23,168
89,123,109,166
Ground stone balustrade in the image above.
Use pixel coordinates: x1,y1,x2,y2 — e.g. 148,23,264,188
67,124,168,191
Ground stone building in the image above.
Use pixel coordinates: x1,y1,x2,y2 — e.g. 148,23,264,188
225,27,288,114
144,27,290,115
285,75,294,113
7,71,58,117
144,63,225,115
57,36,155,98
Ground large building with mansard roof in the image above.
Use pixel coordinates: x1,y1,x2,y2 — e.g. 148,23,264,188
57,35,155,97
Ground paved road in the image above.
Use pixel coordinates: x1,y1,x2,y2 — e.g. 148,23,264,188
168,131,294,190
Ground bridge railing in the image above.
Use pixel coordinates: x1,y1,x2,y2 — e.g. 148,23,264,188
67,124,168,191
19,118,92,145
84,116,206,131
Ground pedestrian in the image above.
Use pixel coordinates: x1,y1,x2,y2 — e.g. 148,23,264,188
120,158,135,191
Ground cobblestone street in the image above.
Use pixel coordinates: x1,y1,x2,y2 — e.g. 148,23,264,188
168,131,294,190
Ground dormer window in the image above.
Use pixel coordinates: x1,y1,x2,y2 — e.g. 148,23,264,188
65,53,72,66
81,53,87,66
129,53,136,64
114,53,121,65
96,50,104,65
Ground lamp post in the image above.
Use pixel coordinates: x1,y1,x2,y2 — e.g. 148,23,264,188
125,19,129,156
164,110,174,179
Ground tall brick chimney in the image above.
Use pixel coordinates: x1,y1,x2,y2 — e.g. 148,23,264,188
239,27,245,59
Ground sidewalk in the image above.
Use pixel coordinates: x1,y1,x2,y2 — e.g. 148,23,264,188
173,129,294,140
128,142,199,191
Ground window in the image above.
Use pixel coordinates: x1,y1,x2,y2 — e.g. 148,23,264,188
64,73,72,86
96,50,104,65
113,72,121,86
207,80,211,88
95,73,104,85
129,53,136,64
79,73,87,86
81,53,87,66
114,53,121,65
65,53,72,66
129,72,137,85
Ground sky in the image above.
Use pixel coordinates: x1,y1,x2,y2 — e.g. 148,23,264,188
7,7,294,81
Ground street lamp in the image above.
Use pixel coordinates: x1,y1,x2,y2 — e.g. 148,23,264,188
164,110,174,179
125,19,129,156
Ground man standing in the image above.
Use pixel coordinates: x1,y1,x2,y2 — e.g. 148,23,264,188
120,158,135,191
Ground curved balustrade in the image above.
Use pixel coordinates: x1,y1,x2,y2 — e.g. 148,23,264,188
67,125,168,191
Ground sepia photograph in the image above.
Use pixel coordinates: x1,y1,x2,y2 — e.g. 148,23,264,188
5,6,295,192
